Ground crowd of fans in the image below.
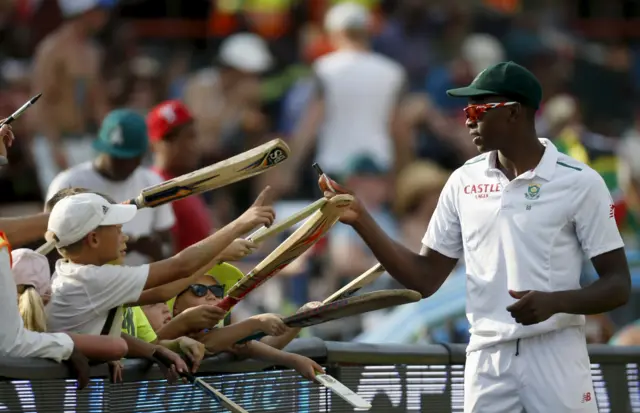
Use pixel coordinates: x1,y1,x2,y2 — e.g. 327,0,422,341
1,0,640,384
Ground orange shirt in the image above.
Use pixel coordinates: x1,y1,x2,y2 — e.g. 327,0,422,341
0,231,11,267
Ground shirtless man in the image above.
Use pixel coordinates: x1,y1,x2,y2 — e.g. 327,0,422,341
30,0,111,195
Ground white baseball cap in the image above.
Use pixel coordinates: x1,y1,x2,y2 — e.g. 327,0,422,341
218,33,273,73
324,2,370,33
11,249,51,297
47,193,136,248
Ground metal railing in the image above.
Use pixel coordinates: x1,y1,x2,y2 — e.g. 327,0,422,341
0,339,639,412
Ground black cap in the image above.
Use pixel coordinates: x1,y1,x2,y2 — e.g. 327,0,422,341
446,61,542,109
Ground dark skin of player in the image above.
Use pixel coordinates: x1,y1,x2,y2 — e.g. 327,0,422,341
318,95,630,326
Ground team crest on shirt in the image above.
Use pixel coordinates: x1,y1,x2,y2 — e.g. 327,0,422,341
525,184,541,200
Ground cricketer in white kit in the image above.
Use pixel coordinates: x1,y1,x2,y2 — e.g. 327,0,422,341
318,61,630,413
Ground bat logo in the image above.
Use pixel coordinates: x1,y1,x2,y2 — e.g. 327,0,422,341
239,146,289,172
266,148,287,165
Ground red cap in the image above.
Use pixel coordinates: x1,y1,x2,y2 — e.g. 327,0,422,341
146,100,193,142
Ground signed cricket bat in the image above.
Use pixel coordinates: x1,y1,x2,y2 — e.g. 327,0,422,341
216,194,353,312
36,139,290,255
323,263,386,304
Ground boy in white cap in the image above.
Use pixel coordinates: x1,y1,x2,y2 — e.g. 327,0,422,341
45,188,278,381
0,122,127,390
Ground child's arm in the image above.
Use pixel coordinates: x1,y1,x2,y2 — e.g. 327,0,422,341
156,304,227,340
197,314,286,353
0,213,49,247
144,188,273,290
121,333,188,380
131,238,257,306
130,257,218,306
260,301,323,350
233,340,323,381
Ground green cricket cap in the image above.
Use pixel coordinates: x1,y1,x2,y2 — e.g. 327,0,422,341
93,109,149,159
446,61,542,110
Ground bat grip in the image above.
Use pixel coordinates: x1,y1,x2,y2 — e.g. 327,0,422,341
216,296,236,312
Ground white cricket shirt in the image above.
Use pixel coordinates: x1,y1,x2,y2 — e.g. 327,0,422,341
423,139,624,352
313,50,405,175
46,162,176,265
0,245,74,362
46,260,148,336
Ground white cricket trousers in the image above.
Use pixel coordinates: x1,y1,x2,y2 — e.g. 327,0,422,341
464,326,598,413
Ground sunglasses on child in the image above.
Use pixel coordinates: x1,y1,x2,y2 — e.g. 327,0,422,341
186,284,225,298
463,101,518,122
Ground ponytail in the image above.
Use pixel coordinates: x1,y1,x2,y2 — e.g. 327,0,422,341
18,286,47,333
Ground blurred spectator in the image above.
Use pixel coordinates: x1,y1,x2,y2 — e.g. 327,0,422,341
11,248,51,333
394,160,450,251
615,135,640,248
147,100,213,253
0,59,41,203
30,0,112,196
425,33,506,115
277,1,410,197
372,0,436,90
609,319,640,346
46,109,175,265
183,32,272,162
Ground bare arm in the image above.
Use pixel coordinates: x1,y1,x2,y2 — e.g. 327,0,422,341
31,39,66,166
0,213,49,247
260,328,300,350
553,248,630,314
352,210,457,297
145,222,242,289
131,257,219,306
197,318,261,353
288,74,325,172
86,46,110,123
145,190,273,290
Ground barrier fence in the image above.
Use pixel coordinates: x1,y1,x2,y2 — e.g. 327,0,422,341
0,339,639,413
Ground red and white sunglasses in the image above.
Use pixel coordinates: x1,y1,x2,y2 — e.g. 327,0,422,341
463,101,518,122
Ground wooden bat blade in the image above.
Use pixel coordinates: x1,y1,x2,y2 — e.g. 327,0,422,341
236,289,421,343
246,198,327,243
193,378,249,413
217,194,353,311
315,373,372,410
322,263,386,304
136,138,290,208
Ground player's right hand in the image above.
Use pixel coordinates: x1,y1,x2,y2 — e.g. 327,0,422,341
235,186,276,233
179,304,227,331
318,175,362,225
251,313,287,336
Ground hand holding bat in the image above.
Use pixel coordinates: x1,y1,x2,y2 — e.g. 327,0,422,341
313,163,362,225
232,186,276,234
249,313,288,336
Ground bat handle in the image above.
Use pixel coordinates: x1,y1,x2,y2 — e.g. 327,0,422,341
235,332,267,345
216,296,236,312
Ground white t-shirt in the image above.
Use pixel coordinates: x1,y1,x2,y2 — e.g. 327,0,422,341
423,139,624,352
0,245,74,362
313,49,405,175
46,260,148,336
46,162,176,265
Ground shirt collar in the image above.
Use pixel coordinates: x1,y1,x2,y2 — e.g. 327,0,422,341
485,138,559,181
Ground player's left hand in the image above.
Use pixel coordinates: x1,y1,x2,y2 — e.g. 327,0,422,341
506,290,558,325
288,354,325,381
